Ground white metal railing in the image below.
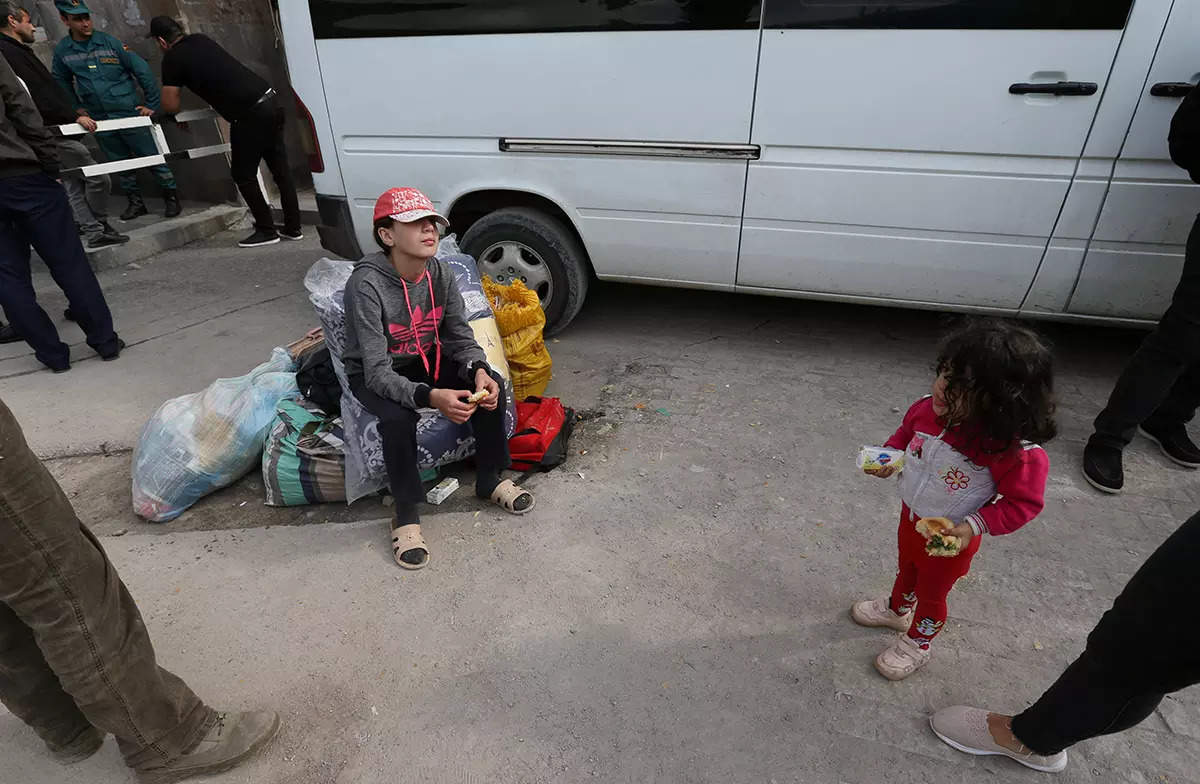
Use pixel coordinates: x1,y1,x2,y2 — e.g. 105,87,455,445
52,108,231,178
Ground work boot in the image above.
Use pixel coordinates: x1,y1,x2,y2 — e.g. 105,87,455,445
46,725,106,765
135,710,280,784
1082,442,1124,494
163,191,182,218
120,194,148,221
86,222,131,249
1139,422,1200,468
0,322,20,344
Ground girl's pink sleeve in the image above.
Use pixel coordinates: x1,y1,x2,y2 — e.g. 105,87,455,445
883,400,922,450
964,447,1049,536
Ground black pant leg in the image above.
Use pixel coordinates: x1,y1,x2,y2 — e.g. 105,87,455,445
1092,213,1200,449
1012,509,1200,753
348,375,426,505
1146,360,1200,429
470,369,512,471
261,106,301,234
229,115,274,232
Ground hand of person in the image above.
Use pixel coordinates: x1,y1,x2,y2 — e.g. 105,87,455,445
136,106,154,117
430,388,476,425
864,465,897,478
474,368,500,411
917,520,974,552
77,115,98,132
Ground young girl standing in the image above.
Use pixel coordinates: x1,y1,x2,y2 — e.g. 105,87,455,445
852,319,1057,680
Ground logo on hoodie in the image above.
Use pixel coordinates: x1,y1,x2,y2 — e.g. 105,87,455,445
387,305,443,358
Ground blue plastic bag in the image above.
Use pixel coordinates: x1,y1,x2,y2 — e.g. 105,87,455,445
132,348,300,522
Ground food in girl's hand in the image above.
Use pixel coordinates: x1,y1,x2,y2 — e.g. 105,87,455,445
466,389,488,404
916,517,962,557
857,446,906,473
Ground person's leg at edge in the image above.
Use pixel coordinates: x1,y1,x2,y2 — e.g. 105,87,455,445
261,106,301,235
0,398,216,771
0,190,71,370
16,174,120,357
1090,212,1200,453
470,370,522,504
229,116,276,234
55,139,105,233
94,129,143,208
348,376,428,565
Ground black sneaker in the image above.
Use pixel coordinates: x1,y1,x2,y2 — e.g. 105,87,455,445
238,229,280,248
100,339,126,362
0,323,20,344
87,229,131,249
279,228,304,241
1083,442,1124,494
1139,423,1200,468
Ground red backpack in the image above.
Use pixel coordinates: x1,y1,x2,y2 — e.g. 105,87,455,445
508,396,574,472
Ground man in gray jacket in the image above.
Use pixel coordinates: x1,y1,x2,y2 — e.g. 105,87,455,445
0,52,120,372
342,186,535,570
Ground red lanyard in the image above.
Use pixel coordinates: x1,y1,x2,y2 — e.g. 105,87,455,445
400,269,441,383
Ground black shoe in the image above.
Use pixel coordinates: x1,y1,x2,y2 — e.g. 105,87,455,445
99,338,125,361
1083,442,1124,494
1139,423,1200,468
279,228,304,241
49,363,71,374
120,196,148,221
0,323,20,344
163,192,182,218
86,228,131,249
238,229,280,248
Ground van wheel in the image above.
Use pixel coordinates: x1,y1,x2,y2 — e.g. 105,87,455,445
461,207,590,335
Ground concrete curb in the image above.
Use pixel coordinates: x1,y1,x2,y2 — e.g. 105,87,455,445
85,205,247,273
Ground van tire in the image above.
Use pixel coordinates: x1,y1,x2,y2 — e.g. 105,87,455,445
460,207,590,335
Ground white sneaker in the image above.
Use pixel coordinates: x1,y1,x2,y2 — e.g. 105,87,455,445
874,634,931,680
930,705,1068,773
850,596,912,632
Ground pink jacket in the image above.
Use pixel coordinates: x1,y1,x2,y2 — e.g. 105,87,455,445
884,397,1049,537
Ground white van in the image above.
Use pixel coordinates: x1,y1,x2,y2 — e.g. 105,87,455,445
278,0,1199,333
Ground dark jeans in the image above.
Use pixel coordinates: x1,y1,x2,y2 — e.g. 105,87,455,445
230,100,301,234
1091,212,1200,450
94,126,176,195
0,398,216,772
348,363,511,506
0,172,120,370
1011,509,1200,755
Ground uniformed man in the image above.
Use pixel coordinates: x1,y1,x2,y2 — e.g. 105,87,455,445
51,0,180,220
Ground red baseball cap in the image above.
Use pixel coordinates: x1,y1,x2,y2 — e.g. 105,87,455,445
372,187,449,228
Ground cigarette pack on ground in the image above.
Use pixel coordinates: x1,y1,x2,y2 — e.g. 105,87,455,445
857,446,906,472
426,477,459,505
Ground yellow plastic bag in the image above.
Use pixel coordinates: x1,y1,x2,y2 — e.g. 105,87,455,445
482,277,552,401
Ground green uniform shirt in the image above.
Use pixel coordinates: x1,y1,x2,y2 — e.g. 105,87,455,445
51,30,159,120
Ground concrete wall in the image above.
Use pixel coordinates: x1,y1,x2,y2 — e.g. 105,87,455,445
24,0,311,203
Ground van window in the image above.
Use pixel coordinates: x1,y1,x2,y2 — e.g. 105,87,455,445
763,0,1134,30
309,0,762,39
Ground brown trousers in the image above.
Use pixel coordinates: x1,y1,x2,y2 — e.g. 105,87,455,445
0,397,215,770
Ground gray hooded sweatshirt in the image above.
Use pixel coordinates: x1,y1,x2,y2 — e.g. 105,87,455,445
342,252,488,408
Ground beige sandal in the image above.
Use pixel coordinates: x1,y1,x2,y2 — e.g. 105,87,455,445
489,479,535,515
391,524,430,570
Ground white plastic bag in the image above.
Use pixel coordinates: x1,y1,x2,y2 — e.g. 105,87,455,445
131,348,300,522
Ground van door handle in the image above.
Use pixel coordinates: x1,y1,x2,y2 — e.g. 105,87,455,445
1009,81,1098,96
1150,82,1195,98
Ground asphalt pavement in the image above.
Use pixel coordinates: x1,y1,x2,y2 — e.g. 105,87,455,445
2,232,1198,784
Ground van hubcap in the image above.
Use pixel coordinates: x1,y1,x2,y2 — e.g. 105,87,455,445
477,241,554,307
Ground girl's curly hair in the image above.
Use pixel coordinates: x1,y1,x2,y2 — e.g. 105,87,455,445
935,318,1058,450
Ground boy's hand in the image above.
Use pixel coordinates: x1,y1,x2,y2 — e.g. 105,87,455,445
864,465,897,478
474,368,499,411
430,388,475,424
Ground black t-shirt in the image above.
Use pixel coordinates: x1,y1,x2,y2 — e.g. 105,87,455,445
161,34,270,121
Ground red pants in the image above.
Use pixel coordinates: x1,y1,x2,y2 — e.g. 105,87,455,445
890,504,980,647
